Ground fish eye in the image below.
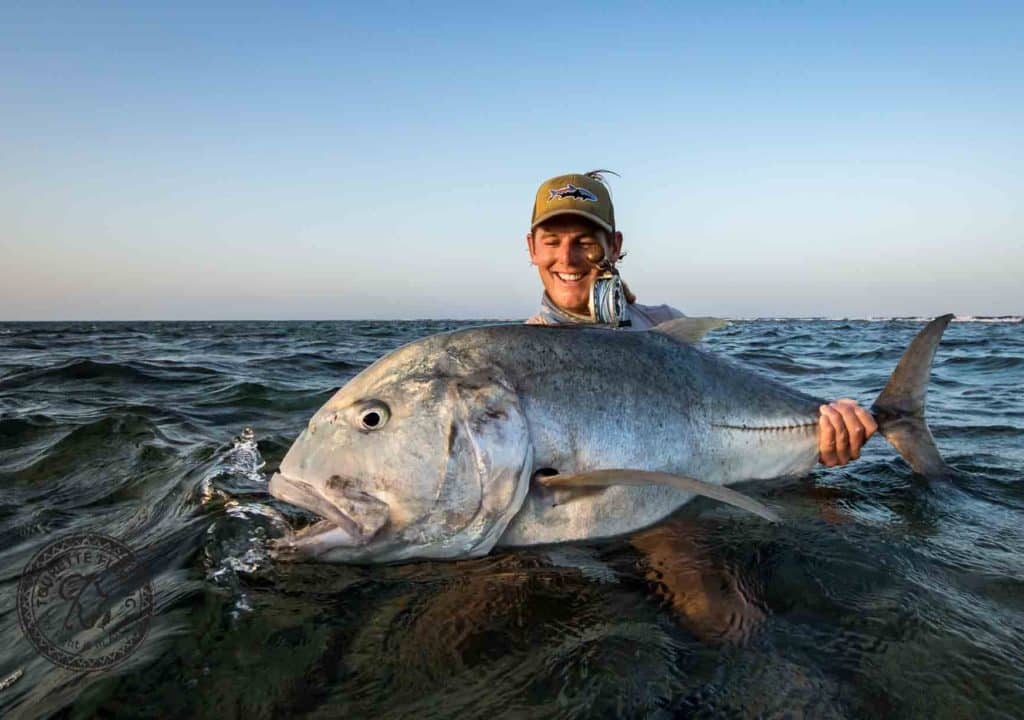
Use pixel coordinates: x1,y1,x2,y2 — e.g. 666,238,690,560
359,403,390,431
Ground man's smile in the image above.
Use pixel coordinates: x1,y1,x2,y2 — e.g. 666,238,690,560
553,271,586,283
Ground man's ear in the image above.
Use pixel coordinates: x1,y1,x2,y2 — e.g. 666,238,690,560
526,232,538,263
609,231,624,262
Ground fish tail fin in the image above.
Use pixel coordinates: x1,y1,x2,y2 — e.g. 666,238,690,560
871,314,954,478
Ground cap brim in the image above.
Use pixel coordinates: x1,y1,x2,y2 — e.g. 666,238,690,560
531,209,613,234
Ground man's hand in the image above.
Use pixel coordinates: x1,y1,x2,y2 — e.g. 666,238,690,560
818,399,878,467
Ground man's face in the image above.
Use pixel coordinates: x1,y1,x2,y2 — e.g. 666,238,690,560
527,217,622,315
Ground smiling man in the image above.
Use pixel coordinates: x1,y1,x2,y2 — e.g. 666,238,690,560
525,171,681,330
524,170,877,467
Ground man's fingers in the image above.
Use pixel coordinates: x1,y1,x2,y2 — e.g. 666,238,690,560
829,406,851,465
834,398,879,461
851,403,879,438
818,406,838,466
832,401,865,460
818,399,880,468
820,405,850,465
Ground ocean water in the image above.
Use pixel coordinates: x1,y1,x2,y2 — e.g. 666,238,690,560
0,318,1022,719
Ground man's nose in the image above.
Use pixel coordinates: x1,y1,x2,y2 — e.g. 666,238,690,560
559,244,585,268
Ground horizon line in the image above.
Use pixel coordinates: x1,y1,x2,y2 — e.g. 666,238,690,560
1,314,1021,324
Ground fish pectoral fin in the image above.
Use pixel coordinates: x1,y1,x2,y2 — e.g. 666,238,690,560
535,469,781,523
651,317,728,344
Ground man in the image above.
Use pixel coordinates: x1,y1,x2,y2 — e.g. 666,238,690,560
524,170,876,467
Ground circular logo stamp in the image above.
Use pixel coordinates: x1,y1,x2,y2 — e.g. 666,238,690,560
17,532,154,671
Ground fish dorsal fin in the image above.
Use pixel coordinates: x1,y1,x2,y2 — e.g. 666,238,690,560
652,317,728,344
535,469,780,523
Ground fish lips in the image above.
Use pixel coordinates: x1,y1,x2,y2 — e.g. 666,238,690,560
268,472,390,547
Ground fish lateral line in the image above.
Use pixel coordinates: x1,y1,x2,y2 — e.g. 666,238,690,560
711,422,818,432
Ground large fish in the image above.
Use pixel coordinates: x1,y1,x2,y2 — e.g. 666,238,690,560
269,315,953,563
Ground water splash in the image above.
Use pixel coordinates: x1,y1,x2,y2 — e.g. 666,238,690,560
199,428,290,619
198,426,267,505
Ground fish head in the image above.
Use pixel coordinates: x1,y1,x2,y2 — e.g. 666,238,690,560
269,344,533,563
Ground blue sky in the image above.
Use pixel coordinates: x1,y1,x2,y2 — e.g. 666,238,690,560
2,2,1021,319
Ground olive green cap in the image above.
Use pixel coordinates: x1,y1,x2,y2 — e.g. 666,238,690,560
531,173,615,233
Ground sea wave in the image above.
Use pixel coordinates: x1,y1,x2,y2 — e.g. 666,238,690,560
0,358,223,390
0,318,1021,719
863,315,1023,324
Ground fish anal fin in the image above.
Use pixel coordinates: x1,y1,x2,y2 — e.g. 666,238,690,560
536,469,780,523
652,317,728,344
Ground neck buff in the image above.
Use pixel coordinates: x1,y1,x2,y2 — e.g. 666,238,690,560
535,292,632,327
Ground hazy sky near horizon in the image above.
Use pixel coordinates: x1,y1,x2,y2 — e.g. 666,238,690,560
2,2,1021,320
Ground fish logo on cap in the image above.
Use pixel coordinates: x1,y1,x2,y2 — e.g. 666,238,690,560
547,184,598,203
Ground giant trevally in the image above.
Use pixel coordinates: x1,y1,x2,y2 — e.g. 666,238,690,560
269,315,953,563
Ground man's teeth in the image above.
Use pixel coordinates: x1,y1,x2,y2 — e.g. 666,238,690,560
555,272,584,281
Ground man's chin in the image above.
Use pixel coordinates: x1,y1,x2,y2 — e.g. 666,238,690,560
552,299,590,316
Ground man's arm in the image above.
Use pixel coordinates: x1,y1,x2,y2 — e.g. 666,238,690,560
818,399,878,466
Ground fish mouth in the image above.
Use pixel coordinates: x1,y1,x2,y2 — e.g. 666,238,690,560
272,518,362,561
268,472,390,546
